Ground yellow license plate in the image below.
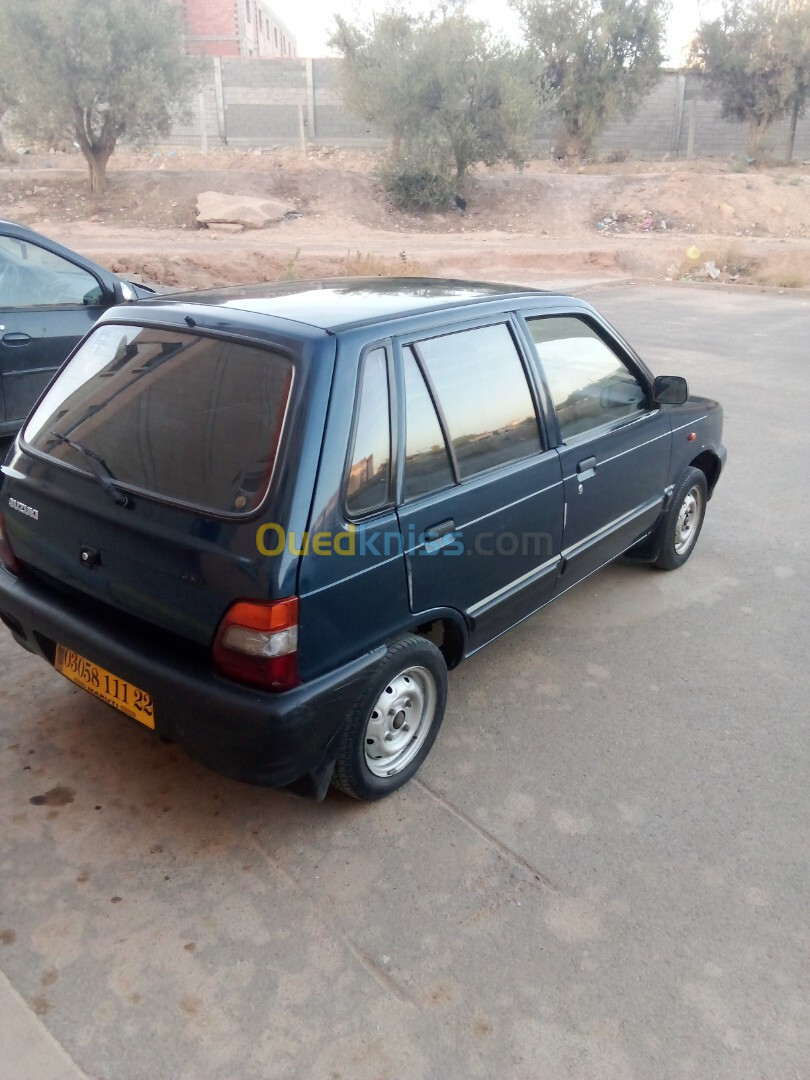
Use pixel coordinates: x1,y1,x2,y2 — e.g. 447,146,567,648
55,645,155,729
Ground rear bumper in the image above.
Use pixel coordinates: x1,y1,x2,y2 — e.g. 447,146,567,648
0,566,383,791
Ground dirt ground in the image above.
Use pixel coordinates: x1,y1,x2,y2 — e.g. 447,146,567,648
1,146,809,291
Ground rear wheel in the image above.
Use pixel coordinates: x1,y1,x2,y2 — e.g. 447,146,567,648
332,635,447,801
653,467,708,570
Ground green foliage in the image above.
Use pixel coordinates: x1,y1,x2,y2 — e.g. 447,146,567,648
690,0,810,157
329,3,537,198
330,9,421,160
0,0,199,192
511,0,668,158
382,164,458,212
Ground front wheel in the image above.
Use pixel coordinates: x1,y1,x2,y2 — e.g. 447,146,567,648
332,635,448,801
653,467,708,570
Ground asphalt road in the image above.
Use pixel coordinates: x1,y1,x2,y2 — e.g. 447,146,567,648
1,284,808,1080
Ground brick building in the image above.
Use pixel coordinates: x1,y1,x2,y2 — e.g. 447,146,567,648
181,0,297,58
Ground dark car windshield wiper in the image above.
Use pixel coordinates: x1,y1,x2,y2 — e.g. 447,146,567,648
49,431,131,508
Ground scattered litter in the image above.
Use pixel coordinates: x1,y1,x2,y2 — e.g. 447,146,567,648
595,207,670,233
284,210,302,220
679,258,743,283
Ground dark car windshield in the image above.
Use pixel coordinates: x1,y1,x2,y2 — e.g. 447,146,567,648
24,323,294,515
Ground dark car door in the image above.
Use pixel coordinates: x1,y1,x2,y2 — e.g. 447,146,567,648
395,318,564,651
0,230,111,431
521,313,671,591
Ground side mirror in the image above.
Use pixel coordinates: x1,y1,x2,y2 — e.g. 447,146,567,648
653,375,688,405
115,280,137,303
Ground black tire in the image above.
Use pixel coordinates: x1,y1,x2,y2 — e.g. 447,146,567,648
653,466,708,570
332,634,448,801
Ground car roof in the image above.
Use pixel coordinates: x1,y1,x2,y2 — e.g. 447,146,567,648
142,277,568,333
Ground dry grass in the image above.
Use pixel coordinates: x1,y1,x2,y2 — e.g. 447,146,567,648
274,248,426,283
674,243,758,283
336,250,425,277
673,244,810,289
275,248,425,282
759,265,810,289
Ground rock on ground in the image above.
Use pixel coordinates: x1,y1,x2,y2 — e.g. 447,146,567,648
196,191,292,229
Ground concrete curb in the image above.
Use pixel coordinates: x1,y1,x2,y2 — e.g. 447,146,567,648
0,969,88,1080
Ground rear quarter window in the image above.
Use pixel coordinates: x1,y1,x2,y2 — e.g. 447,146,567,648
345,347,392,517
24,324,294,515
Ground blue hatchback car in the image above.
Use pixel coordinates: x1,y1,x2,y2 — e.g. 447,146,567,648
0,279,725,800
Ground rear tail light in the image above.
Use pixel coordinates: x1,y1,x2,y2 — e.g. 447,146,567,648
212,597,299,692
0,512,22,576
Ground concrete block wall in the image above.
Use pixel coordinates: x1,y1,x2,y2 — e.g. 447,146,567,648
219,57,306,140
168,78,220,146
597,76,683,156
311,59,385,143
162,59,810,159
598,72,810,159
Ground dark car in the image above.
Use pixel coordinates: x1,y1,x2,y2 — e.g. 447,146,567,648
0,278,725,800
0,221,153,436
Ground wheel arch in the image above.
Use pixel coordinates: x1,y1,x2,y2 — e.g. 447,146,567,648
412,611,467,670
689,449,722,497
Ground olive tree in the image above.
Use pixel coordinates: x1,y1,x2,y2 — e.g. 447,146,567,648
329,10,422,162
329,4,537,196
690,0,810,159
0,0,199,193
511,0,669,158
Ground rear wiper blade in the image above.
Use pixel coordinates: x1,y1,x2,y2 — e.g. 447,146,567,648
49,431,131,508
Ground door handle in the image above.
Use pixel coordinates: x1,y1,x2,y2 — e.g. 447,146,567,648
424,519,455,542
577,456,597,474
2,332,32,346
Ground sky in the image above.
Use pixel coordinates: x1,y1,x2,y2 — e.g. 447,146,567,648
269,0,724,64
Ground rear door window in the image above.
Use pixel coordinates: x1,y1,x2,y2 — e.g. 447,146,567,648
24,324,294,515
402,346,455,500
414,322,541,479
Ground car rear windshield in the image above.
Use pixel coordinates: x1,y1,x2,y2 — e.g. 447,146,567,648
23,323,294,515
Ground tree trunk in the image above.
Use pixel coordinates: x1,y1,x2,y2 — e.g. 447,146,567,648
746,116,770,159
564,132,585,162
390,129,402,162
76,139,114,195
786,98,799,164
0,106,9,162
563,117,588,162
88,149,112,195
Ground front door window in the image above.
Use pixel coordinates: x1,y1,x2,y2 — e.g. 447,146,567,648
527,316,646,440
0,236,104,309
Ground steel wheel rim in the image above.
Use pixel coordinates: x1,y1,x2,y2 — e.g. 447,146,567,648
674,485,703,555
363,665,437,778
